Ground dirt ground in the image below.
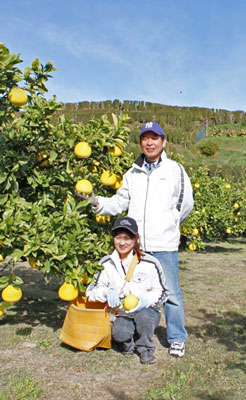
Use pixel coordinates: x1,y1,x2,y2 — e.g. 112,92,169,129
0,239,246,400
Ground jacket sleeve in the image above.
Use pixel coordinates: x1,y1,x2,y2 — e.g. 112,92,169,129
86,264,110,302
93,171,131,216
178,164,194,224
146,259,169,308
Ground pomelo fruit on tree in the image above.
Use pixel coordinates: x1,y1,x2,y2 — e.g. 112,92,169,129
8,87,28,107
2,285,22,303
100,170,117,187
75,179,93,195
58,282,78,301
74,141,92,159
109,143,123,157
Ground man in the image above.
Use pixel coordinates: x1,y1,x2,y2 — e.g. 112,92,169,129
84,121,194,357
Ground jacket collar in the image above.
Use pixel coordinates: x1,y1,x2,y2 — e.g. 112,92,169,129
110,249,134,269
133,150,167,168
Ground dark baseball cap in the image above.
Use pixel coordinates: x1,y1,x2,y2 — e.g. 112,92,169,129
111,216,138,235
139,121,165,138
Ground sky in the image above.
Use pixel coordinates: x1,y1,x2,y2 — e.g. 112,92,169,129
1,0,246,111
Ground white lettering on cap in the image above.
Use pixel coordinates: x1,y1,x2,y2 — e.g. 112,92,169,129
120,219,131,226
145,122,153,129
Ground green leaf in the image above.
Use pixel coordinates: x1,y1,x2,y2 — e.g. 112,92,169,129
0,194,8,205
12,275,24,285
112,113,118,128
0,276,10,287
10,248,24,261
0,174,8,184
32,58,40,71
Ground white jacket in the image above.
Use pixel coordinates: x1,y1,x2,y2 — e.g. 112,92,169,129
95,151,194,251
86,250,168,315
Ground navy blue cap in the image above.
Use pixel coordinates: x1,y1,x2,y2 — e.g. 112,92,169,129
139,121,165,138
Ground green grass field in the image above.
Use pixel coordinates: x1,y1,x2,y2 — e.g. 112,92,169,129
0,239,245,399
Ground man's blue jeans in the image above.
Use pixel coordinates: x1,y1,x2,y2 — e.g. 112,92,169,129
147,251,187,344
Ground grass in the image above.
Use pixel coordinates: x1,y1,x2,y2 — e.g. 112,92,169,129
0,373,43,399
0,239,246,399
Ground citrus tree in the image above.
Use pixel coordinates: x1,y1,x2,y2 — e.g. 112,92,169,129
0,43,134,313
181,165,246,251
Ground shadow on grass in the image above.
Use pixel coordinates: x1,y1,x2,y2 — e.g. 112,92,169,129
0,262,67,332
0,297,67,332
189,309,246,373
154,325,169,348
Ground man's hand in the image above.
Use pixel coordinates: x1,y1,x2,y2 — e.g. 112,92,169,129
75,190,99,207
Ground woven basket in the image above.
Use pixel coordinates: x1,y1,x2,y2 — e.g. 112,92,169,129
59,297,112,352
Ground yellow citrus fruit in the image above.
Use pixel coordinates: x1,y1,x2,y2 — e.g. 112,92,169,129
58,282,78,301
88,165,98,173
95,214,110,224
193,228,199,236
194,183,200,189
112,176,123,190
188,243,196,251
74,141,92,158
109,143,123,157
225,184,231,189
100,170,117,186
2,285,22,303
0,305,4,317
80,272,88,285
226,227,232,234
36,152,49,167
8,87,28,107
233,203,240,209
0,240,3,245
0,254,4,262
29,256,39,269
75,179,93,195
123,294,139,311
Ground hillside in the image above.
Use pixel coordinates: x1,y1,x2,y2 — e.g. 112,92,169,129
55,100,246,177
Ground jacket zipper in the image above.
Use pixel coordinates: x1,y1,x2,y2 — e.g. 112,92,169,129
143,174,150,250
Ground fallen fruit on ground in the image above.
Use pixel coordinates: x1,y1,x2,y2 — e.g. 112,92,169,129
8,87,28,107
2,285,22,303
75,179,93,194
123,294,139,310
58,282,78,301
100,170,117,186
74,141,92,158
109,143,123,157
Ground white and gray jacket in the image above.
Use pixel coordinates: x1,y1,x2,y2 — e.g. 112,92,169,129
86,250,169,314
94,151,194,251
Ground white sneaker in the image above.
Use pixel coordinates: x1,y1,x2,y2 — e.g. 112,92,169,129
169,342,185,357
